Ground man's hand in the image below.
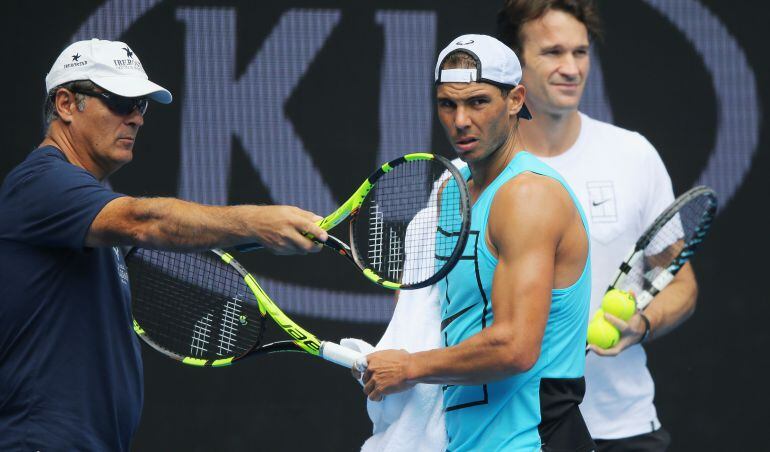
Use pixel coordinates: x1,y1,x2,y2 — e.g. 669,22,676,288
248,206,328,255
361,350,415,401
588,311,647,356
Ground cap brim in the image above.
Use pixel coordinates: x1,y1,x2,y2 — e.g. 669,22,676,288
91,75,173,104
518,103,532,120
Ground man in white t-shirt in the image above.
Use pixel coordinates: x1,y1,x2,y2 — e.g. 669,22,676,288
497,1,698,450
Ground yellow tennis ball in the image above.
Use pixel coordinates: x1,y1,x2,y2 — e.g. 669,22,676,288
587,312,620,349
601,289,636,321
592,308,606,322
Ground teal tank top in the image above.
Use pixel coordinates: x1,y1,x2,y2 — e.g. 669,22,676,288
436,151,591,451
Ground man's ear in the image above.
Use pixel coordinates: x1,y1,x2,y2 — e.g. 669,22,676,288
508,84,527,118
54,89,79,124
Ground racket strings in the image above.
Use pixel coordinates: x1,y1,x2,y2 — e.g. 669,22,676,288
353,159,466,286
619,192,716,294
127,249,265,361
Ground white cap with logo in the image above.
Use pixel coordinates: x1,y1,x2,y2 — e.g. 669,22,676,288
435,34,531,119
45,38,172,104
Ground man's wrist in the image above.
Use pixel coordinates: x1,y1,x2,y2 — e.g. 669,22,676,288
405,351,423,383
637,312,651,344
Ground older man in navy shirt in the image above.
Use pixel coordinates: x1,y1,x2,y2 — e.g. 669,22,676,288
0,38,327,450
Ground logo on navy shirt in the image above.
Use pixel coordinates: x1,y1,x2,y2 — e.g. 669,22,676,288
113,247,130,286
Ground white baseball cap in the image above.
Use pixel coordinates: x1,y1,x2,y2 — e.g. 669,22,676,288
435,34,531,119
45,38,172,104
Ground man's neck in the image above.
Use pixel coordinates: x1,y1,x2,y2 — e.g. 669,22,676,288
519,109,582,158
39,124,104,180
467,130,523,201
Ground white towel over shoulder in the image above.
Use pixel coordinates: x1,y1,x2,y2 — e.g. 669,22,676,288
342,158,466,452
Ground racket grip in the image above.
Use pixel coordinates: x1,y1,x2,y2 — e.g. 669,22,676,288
235,243,263,252
635,291,654,310
235,234,328,253
320,341,368,371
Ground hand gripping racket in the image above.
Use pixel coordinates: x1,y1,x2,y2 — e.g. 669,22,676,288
126,247,366,368
606,185,718,309
236,153,471,290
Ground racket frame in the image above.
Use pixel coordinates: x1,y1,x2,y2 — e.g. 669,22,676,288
128,248,363,368
237,152,471,290
343,153,470,289
607,185,717,310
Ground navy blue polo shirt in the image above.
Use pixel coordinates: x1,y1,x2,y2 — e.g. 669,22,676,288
0,146,142,451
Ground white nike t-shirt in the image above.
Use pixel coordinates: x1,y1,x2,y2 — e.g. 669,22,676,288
538,112,675,439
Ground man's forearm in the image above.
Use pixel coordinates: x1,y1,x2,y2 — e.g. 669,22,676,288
87,196,322,253
642,263,698,340
406,323,540,386
123,197,256,249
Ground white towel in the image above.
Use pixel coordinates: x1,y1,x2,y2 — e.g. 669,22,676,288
342,158,466,452
341,284,446,452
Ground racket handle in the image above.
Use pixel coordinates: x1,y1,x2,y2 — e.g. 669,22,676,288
636,291,654,310
235,243,263,252
235,234,328,253
635,269,675,310
320,341,368,371
236,235,344,255
235,218,330,253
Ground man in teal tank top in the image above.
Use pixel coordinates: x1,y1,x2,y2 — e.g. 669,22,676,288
360,34,595,451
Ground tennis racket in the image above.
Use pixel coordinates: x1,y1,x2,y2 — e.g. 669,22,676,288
236,153,471,290
126,247,365,368
606,185,718,309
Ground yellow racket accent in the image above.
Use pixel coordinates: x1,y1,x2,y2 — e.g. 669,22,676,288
133,319,145,335
244,274,321,356
404,152,434,161
211,357,235,367
380,280,401,290
182,357,208,366
220,252,234,264
362,269,401,289
317,178,374,232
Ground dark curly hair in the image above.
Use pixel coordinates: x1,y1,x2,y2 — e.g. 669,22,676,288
496,0,603,64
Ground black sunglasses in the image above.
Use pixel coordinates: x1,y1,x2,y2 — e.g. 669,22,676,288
69,88,149,116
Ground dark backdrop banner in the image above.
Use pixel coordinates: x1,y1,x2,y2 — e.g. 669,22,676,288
3,1,768,450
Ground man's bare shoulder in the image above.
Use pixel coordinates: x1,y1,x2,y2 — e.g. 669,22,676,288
487,172,574,254
493,172,572,215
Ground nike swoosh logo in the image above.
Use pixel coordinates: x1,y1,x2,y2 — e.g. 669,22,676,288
441,304,476,331
592,198,611,207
